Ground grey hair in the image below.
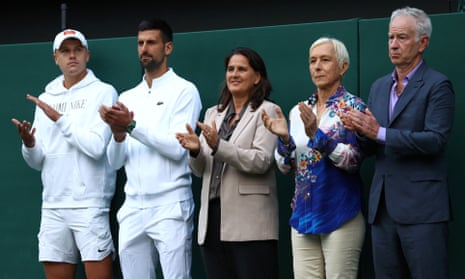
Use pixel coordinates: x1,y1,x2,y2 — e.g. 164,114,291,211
391,6,432,41
310,37,349,69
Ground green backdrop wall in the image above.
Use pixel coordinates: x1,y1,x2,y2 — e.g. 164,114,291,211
1,12,463,278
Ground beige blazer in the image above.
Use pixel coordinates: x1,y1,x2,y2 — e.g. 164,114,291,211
190,100,280,245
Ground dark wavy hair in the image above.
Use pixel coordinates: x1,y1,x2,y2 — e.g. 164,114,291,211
217,47,273,112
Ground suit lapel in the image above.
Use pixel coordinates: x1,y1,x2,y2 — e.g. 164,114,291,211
229,104,254,143
389,63,426,125
374,78,392,127
214,109,227,133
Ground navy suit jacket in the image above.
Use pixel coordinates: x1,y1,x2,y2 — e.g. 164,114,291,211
361,61,455,225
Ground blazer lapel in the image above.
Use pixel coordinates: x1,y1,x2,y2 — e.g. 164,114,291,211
374,78,392,127
390,63,426,124
229,104,254,143
214,109,227,133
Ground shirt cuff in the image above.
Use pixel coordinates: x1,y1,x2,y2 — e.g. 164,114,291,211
277,136,296,157
377,127,386,143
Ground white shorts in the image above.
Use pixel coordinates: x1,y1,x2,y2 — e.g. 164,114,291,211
38,208,115,264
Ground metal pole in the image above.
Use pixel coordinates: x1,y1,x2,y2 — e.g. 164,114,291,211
61,3,67,30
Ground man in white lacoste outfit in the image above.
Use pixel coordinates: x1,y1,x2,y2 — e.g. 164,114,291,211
99,18,202,279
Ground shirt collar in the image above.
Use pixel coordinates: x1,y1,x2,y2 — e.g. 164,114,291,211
391,60,424,82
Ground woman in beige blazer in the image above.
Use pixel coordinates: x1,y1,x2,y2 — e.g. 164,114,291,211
176,47,281,279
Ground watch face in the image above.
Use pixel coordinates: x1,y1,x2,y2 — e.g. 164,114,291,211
125,120,136,133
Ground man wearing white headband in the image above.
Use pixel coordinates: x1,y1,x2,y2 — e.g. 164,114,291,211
11,28,118,279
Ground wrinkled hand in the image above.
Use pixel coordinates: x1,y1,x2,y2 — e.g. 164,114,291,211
197,120,219,151
298,102,317,139
344,107,380,140
261,107,290,144
176,123,201,156
27,94,61,122
11,118,36,147
338,106,357,131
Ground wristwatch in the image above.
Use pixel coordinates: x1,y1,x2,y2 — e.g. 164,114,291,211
125,120,136,134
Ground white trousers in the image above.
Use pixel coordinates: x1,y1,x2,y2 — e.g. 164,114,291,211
117,199,194,279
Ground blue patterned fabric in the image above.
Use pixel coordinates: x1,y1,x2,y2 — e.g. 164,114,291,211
277,86,367,234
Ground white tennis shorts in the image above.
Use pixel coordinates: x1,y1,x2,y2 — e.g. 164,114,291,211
38,207,115,264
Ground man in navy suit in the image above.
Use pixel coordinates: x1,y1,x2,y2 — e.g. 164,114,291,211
341,6,455,279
